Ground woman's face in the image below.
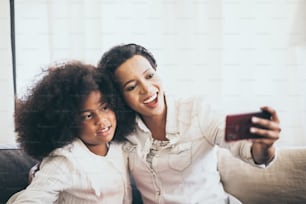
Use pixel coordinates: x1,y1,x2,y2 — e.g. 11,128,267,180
79,90,116,155
114,55,165,118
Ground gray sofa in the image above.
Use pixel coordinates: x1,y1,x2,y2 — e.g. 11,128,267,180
0,145,37,204
1,144,306,204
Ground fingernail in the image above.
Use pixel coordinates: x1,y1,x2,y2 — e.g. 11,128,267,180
250,127,256,133
252,117,258,122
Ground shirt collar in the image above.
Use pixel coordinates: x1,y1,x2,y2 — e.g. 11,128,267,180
164,94,180,135
164,94,180,145
135,115,150,132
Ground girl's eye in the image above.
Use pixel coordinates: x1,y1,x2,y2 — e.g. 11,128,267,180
100,104,109,111
82,113,93,121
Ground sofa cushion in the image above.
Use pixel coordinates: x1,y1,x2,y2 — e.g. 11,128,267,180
217,147,306,204
0,145,38,203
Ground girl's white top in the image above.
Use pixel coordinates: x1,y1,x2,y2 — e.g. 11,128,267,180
10,138,131,204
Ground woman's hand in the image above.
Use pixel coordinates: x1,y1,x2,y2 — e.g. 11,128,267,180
250,106,281,165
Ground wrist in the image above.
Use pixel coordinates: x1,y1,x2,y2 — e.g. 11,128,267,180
251,143,275,165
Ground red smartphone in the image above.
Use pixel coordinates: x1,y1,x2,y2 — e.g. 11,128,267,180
225,111,271,141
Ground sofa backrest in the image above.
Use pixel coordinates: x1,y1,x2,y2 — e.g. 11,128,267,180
217,147,306,204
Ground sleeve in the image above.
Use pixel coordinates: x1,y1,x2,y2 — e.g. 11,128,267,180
196,96,272,168
123,151,133,204
10,156,73,204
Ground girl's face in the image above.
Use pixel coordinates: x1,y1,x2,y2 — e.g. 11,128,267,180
114,55,165,118
79,90,116,155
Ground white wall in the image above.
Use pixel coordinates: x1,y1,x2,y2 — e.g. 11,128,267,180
4,0,306,146
0,1,15,144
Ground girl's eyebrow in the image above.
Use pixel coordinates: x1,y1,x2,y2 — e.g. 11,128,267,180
80,109,92,114
80,102,106,113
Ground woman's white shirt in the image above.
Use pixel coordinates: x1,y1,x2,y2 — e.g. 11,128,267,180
124,95,271,204
10,138,131,204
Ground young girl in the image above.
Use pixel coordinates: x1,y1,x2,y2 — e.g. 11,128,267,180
8,61,135,203
98,43,282,204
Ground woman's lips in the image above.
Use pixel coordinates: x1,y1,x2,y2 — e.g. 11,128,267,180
143,93,159,108
143,93,158,104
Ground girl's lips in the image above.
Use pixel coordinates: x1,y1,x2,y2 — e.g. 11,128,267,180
97,126,111,137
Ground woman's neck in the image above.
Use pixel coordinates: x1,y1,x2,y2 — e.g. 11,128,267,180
142,108,167,141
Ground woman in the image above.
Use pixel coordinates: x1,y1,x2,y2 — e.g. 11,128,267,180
98,43,281,204
8,61,135,203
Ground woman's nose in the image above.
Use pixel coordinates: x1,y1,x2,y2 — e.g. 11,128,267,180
140,81,153,95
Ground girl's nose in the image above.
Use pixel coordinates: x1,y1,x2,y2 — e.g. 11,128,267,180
95,113,108,126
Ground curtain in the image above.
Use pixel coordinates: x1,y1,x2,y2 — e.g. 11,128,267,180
0,0,15,143
14,0,306,146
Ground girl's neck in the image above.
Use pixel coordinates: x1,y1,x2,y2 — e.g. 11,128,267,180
87,143,109,156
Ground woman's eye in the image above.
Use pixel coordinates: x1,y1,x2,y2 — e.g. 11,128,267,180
146,73,154,79
126,85,136,91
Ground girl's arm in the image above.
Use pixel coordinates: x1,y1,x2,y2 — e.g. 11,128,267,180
10,156,72,204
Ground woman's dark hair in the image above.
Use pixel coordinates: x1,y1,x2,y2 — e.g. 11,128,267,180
97,43,157,90
15,61,134,160
98,43,157,75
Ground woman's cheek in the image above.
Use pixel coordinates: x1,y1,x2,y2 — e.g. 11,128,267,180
123,94,136,107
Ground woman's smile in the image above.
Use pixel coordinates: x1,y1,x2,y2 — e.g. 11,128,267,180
143,92,159,107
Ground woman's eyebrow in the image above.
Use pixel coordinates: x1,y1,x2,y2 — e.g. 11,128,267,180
143,68,151,75
122,79,135,88
122,68,151,88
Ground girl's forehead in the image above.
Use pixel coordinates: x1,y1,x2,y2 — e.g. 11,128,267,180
84,91,102,104
81,91,106,111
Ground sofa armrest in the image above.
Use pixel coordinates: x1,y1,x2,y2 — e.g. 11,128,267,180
0,146,38,203
217,147,306,204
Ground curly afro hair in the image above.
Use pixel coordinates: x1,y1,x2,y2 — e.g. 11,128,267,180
15,60,135,160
